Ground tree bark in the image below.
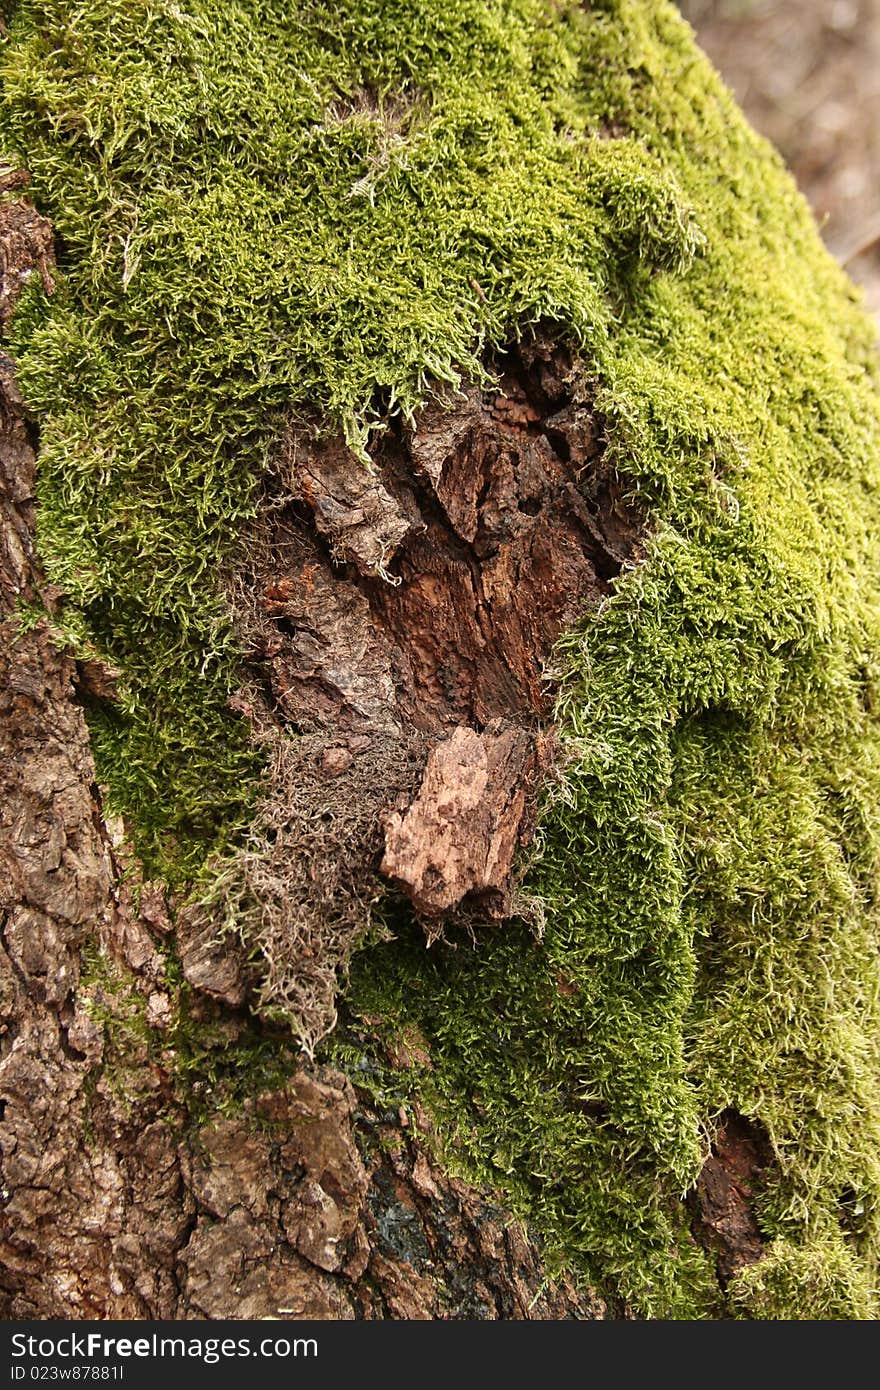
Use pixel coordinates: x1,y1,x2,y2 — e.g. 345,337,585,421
0,191,619,1321
4,0,874,1322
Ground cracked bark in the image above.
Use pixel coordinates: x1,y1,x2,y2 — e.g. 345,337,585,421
0,190,609,1321
220,338,646,1038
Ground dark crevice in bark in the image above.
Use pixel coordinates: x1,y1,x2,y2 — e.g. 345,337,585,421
837,1183,871,1248
231,336,644,955
203,333,646,1039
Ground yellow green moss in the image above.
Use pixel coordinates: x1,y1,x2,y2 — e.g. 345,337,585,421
2,0,879,1316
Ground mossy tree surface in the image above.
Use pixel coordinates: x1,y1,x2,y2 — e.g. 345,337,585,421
2,0,879,1317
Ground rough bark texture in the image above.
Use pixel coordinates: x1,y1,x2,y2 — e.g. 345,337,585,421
221,340,644,1037
0,190,766,1321
688,1110,771,1288
0,193,606,1320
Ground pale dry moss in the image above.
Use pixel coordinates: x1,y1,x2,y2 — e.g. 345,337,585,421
2,0,880,1317
183,496,430,1052
194,723,426,1053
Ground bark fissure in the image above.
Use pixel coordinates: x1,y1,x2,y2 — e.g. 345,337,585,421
218,337,644,1036
688,1110,773,1289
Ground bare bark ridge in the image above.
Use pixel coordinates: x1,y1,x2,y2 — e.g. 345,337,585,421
288,435,412,578
221,340,644,1039
0,197,187,1316
0,193,603,1319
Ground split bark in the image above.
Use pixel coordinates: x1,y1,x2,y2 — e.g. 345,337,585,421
222,340,644,1038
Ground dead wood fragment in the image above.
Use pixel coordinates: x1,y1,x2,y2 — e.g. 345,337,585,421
283,434,411,577
381,722,546,918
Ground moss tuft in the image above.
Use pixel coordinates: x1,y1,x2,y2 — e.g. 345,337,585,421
3,0,880,1316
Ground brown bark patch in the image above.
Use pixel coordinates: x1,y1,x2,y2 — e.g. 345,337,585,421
287,435,412,577
211,336,645,1041
689,1109,772,1287
0,176,54,330
175,907,252,1009
0,352,39,608
177,1064,605,1320
363,363,639,732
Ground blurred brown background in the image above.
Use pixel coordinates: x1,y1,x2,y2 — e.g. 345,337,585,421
680,0,880,313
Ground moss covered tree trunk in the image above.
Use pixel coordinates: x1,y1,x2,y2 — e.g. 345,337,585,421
1,264,606,1317
2,0,880,1320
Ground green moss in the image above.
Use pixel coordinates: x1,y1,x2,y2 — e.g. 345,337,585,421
0,0,703,873
731,1241,878,1321
79,942,301,1126
3,0,880,1317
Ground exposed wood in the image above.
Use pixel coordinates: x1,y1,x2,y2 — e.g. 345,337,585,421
239,339,643,948
381,722,547,918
